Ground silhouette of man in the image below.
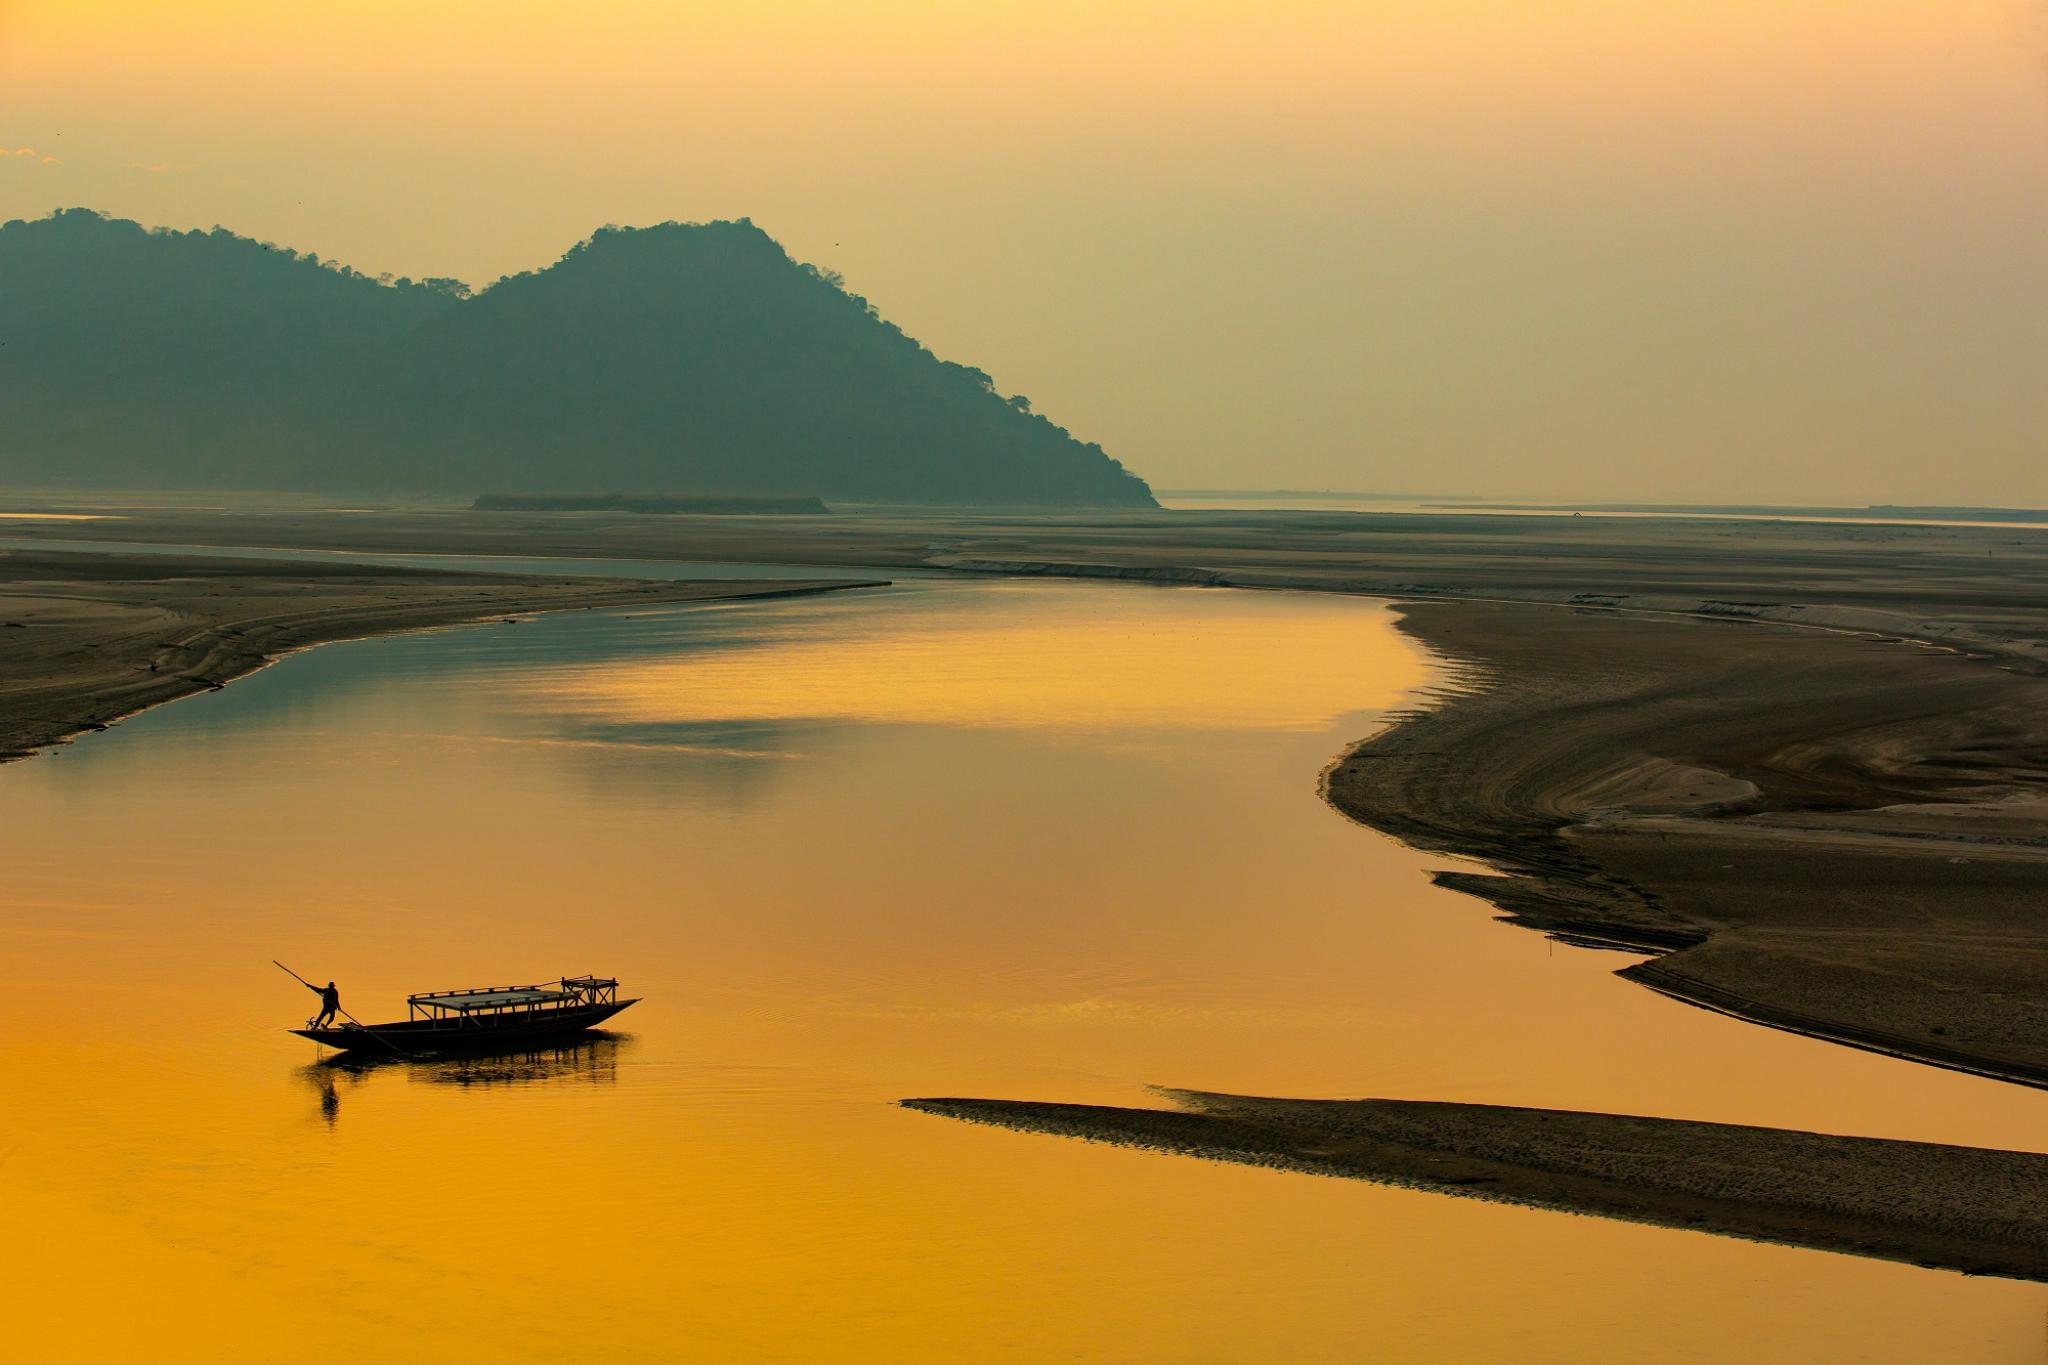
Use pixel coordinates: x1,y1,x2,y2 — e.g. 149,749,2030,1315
306,980,341,1028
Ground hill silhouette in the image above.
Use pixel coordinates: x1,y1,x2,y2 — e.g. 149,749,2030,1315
0,210,1154,507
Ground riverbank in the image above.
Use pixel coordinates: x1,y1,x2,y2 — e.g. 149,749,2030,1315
1325,600,2048,1088
9,516,2048,1297
11,504,2048,1088
0,546,884,763
904,1090,2048,1282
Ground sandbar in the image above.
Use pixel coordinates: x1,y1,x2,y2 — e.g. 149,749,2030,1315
906,1089,2048,1281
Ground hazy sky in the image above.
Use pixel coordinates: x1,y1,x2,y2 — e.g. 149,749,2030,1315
4,1,2045,503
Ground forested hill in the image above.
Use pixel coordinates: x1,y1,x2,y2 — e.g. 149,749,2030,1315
0,209,1156,508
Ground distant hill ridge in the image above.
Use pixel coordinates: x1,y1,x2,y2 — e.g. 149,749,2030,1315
0,209,1155,508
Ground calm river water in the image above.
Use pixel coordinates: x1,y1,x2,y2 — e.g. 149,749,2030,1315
2,575,2042,1361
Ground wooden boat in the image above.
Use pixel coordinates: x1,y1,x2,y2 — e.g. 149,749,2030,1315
292,975,637,1055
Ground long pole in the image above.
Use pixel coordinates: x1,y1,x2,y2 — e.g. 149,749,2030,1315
273,959,317,991
273,960,408,1055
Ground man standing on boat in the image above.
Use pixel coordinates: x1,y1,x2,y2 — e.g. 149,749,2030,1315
305,979,341,1029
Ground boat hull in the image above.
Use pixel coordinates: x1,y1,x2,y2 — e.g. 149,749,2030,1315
292,999,638,1054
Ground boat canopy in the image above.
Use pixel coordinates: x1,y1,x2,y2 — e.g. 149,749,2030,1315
404,976,623,1019
409,986,573,1013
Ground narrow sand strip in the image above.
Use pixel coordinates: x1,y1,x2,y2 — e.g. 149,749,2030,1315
905,1090,2048,1282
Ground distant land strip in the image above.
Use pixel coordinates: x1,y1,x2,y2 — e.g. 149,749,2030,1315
1419,501,2048,523
903,1091,2048,1282
0,547,885,764
472,493,830,515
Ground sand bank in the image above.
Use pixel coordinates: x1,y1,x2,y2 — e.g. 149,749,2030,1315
905,1090,2048,1281
1326,600,2048,1088
0,546,883,763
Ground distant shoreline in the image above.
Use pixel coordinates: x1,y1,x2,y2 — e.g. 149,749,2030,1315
471,492,831,515
1158,490,2048,523
1427,500,2048,523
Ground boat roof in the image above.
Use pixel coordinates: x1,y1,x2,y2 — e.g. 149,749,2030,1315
410,987,573,1012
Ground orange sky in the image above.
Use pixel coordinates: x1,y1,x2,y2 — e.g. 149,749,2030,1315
4,1,2045,502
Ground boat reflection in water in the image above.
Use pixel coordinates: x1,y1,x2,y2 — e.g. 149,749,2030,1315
303,1034,628,1126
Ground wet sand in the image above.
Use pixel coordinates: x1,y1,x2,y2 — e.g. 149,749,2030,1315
0,546,883,763
904,1090,2048,1282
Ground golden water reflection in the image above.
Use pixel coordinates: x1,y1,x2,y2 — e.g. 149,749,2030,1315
517,583,1427,731
1,579,2042,1361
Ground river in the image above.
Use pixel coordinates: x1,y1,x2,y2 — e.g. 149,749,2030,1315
1,571,2041,1360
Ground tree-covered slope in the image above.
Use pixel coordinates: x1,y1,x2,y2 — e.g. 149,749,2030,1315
0,209,462,487
0,210,1154,507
